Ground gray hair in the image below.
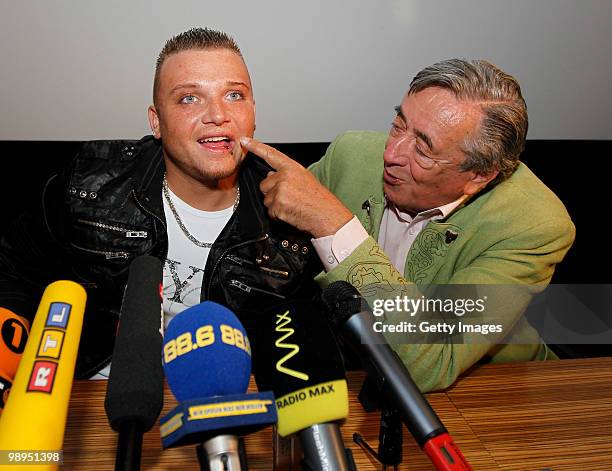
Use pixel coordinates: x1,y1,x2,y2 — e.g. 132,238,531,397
409,59,528,185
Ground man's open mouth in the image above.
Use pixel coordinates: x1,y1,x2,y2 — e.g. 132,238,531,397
197,136,234,153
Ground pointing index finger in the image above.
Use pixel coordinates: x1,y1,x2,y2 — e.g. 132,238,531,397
240,136,295,171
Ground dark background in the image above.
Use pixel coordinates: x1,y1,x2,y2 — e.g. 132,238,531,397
1,139,609,357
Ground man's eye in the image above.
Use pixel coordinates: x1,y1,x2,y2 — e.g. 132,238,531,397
416,146,429,158
227,91,243,101
180,95,198,104
414,150,435,169
390,123,403,134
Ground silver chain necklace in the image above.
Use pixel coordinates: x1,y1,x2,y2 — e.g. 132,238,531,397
162,173,240,248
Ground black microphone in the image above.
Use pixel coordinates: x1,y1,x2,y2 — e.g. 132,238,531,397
321,281,472,471
249,298,356,471
104,255,164,471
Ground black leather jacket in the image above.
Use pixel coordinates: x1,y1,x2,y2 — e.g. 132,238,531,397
0,136,322,378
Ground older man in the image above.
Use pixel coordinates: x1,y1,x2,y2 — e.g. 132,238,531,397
242,59,575,391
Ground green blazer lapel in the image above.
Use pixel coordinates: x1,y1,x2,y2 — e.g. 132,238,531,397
405,221,461,285
357,194,385,241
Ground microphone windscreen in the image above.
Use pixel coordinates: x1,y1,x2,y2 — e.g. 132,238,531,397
250,298,348,437
163,301,251,402
105,255,164,432
0,308,30,410
321,281,366,327
0,308,30,378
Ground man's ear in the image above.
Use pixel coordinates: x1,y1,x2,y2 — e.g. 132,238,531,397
148,105,160,139
464,169,499,196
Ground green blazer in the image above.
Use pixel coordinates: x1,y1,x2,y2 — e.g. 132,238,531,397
310,131,575,391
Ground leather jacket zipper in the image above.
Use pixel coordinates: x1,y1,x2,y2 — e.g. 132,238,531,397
226,254,255,267
226,254,290,279
260,266,289,278
77,219,148,238
70,242,129,260
132,189,169,259
229,279,286,299
206,234,270,299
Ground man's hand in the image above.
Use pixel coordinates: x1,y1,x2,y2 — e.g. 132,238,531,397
240,137,353,238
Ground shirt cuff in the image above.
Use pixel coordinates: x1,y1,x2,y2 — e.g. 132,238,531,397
311,216,369,272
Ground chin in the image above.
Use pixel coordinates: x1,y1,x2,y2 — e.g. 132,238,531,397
385,192,416,213
384,186,401,204
195,163,240,183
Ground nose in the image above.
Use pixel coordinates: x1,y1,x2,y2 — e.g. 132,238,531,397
201,97,229,126
383,134,411,166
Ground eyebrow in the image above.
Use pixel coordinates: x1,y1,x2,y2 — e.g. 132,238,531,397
415,129,434,152
169,81,251,95
225,81,251,90
394,105,434,152
394,105,405,121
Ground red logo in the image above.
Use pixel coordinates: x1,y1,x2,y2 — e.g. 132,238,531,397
27,361,58,393
0,376,11,409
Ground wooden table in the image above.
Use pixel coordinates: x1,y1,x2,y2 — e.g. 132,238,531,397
62,357,612,470
446,358,612,470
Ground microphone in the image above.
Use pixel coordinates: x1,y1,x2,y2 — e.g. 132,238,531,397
321,281,473,471
104,255,164,471
0,308,30,412
250,298,355,471
0,281,86,461
159,301,277,471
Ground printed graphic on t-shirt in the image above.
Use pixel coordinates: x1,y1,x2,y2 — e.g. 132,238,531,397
163,259,205,326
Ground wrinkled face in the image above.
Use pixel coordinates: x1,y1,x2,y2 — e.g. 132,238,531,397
148,48,255,185
383,87,493,213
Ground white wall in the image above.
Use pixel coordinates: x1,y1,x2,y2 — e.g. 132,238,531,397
1,0,610,142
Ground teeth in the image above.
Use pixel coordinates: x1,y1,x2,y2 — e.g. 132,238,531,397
200,136,229,143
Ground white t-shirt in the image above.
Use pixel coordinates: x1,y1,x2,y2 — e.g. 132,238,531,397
89,187,233,380
162,187,233,328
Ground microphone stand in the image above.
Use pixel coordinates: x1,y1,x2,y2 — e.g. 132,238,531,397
352,407,402,471
355,376,403,470
298,423,358,471
378,407,403,470
196,436,249,471
115,422,143,471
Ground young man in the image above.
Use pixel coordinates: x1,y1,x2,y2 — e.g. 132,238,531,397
242,59,575,391
0,28,320,379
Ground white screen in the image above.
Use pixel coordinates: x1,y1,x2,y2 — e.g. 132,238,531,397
1,0,610,141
